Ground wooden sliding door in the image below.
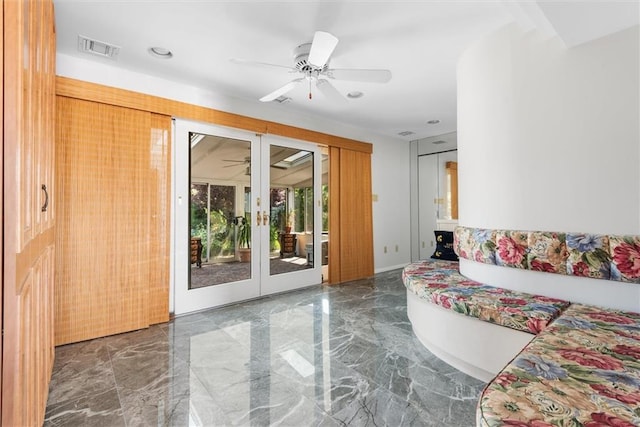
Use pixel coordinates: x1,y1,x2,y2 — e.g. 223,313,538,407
2,0,57,425
55,97,171,345
329,147,374,283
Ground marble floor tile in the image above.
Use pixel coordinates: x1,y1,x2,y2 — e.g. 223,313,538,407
45,269,485,426
44,387,125,427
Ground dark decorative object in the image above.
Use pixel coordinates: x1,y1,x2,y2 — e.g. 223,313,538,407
190,237,203,268
431,230,458,261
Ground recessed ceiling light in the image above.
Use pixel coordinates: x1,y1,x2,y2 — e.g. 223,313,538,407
398,131,414,137
427,119,440,125
148,47,173,59
347,91,364,99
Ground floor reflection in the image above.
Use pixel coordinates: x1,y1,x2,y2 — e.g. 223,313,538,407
44,269,485,426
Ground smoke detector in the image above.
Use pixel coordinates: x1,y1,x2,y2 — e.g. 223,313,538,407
77,35,120,59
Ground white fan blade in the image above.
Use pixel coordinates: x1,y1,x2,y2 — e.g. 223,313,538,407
260,78,304,102
316,79,347,103
231,58,297,72
328,68,392,83
308,31,339,68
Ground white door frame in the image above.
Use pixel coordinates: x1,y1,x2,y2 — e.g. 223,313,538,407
171,120,322,315
260,134,322,295
172,119,261,315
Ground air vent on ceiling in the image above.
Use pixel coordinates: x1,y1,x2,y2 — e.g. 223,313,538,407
78,35,120,59
432,140,447,145
398,131,414,137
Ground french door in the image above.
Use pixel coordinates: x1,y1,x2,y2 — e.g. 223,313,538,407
173,120,322,314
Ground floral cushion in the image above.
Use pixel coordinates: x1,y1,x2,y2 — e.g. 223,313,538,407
609,235,640,283
527,231,569,275
455,226,640,285
455,227,497,265
432,284,569,334
402,260,570,334
566,233,611,279
495,230,529,269
402,260,465,300
477,303,640,427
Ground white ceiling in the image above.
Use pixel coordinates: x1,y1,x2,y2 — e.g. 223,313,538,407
191,134,327,187
54,1,639,141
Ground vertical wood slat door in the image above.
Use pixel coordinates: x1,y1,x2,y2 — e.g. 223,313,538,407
329,147,374,283
2,0,56,425
55,97,171,345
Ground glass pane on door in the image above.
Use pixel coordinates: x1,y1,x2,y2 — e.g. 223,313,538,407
269,145,314,276
189,133,252,289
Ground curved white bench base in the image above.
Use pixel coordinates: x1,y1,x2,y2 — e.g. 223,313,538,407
407,291,534,382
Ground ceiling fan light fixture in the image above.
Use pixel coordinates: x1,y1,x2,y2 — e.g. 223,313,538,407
148,46,173,59
274,96,292,104
239,30,392,104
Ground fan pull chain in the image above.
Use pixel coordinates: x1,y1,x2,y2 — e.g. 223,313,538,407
309,78,312,99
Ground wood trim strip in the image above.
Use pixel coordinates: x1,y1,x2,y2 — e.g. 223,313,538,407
1,0,4,416
328,147,341,284
55,76,373,154
147,114,171,325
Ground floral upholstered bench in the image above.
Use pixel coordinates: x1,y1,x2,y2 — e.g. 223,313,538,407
404,226,640,426
403,259,570,381
477,303,640,427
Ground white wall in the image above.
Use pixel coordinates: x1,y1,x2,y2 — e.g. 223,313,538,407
371,138,412,272
458,24,639,233
456,24,640,311
56,53,412,273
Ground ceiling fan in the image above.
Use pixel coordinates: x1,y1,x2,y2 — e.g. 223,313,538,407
222,156,251,168
232,31,392,103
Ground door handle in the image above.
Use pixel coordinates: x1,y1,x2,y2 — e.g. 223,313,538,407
263,211,269,226
256,211,261,226
41,184,49,212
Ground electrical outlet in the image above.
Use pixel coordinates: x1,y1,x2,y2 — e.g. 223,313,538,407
384,246,387,253
395,244,398,252
422,241,425,248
